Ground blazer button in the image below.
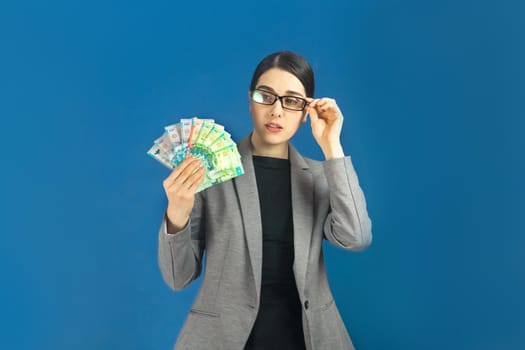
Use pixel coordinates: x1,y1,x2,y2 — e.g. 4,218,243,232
304,300,309,310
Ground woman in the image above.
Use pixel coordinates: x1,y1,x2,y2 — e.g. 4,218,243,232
158,51,372,350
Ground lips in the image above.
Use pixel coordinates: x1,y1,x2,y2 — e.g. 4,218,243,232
265,122,282,129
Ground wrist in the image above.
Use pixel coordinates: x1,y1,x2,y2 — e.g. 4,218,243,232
166,213,189,234
321,142,344,160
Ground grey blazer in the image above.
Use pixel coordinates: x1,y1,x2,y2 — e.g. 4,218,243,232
158,133,373,350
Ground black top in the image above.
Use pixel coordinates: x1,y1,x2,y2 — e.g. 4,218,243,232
244,156,307,350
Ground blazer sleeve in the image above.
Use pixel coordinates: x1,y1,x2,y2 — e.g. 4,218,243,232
322,156,373,251
157,191,206,291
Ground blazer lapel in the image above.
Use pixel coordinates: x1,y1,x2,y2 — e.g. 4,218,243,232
288,143,314,296
233,134,263,303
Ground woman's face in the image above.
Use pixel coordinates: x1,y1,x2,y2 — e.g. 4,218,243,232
249,68,308,150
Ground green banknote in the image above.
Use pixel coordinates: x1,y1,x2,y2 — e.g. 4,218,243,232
147,117,244,192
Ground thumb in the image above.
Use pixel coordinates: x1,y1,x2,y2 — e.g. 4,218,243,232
308,107,320,128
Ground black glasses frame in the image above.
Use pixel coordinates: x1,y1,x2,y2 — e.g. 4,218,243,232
251,89,309,111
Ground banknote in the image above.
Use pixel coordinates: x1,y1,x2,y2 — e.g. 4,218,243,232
164,123,182,145
154,133,174,155
147,144,173,169
147,117,244,192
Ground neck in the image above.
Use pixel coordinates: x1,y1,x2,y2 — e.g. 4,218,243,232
250,132,289,159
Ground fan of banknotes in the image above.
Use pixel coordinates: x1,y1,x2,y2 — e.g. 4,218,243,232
147,117,244,193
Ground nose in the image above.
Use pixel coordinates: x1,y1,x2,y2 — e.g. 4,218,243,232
270,97,283,117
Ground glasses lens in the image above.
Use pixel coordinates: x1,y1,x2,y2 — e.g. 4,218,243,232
282,96,306,111
252,90,275,105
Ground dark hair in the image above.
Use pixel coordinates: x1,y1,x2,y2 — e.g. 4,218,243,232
249,51,315,98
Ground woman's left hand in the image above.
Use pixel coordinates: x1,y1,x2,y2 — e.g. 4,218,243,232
306,97,345,159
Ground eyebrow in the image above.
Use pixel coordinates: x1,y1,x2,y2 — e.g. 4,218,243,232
256,85,305,98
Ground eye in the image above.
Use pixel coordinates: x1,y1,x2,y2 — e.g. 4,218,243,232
283,97,300,107
260,91,275,103
253,90,275,104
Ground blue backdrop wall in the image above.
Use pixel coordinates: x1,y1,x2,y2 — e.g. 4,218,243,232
1,0,523,349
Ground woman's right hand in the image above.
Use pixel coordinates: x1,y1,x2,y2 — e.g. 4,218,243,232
162,156,206,232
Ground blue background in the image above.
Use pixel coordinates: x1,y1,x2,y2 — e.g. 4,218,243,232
1,0,523,349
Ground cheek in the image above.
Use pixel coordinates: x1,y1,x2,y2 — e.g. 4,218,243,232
250,104,266,120
287,116,304,132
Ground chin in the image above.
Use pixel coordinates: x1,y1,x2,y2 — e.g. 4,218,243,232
262,131,292,144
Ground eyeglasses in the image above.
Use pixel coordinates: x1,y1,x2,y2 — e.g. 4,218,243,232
251,89,309,111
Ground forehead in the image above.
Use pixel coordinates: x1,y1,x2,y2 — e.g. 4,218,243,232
255,68,306,96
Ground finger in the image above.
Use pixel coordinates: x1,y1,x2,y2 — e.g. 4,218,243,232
184,167,205,192
178,159,203,185
307,104,319,117
308,105,320,127
307,98,320,108
167,164,203,193
164,157,195,184
164,157,200,187
188,163,205,182
316,100,340,120
307,99,331,115
316,98,335,111
189,167,206,190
